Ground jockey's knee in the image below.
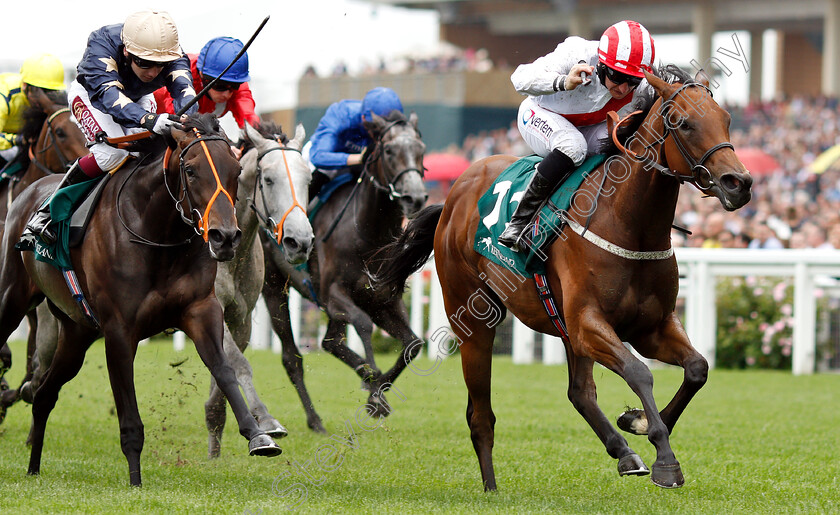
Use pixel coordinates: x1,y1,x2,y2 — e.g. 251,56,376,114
89,144,128,174
549,133,587,166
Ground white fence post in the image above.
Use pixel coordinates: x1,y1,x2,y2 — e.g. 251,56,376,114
542,335,566,364
427,260,450,360
793,261,816,374
512,318,535,364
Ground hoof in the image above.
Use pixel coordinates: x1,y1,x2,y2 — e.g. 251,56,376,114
651,462,684,488
259,418,288,439
308,419,328,434
617,453,650,476
249,434,282,457
617,408,648,435
366,392,391,418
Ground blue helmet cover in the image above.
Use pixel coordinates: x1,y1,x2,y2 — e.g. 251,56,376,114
197,37,250,82
361,87,403,120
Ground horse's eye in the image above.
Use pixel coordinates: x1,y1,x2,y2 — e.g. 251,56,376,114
55,128,66,138
264,178,274,186
679,120,693,132
186,167,197,179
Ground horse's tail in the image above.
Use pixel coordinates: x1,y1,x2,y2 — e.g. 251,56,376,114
370,204,443,296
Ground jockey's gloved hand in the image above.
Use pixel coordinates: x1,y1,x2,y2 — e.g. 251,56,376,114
12,134,24,146
141,113,184,135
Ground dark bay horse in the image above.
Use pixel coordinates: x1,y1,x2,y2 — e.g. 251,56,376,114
0,100,86,417
373,69,752,490
0,114,280,486
261,110,427,431
204,121,313,457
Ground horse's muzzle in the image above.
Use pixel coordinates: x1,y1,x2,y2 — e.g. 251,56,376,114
208,227,242,261
717,170,753,211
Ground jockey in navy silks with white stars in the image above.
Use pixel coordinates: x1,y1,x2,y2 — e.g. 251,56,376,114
498,20,656,251
22,9,197,245
306,87,404,198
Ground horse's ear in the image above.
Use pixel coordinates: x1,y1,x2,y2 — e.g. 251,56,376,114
363,112,385,137
643,69,675,99
243,122,259,144
289,123,305,151
408,111,419,131
694,69,712,88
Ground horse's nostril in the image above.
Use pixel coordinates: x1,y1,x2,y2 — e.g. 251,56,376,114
208,229,223,244
283,237,299,251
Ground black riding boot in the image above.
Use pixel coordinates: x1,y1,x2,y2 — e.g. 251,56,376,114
497,149,576,251
308,169,331,200
21,159,91,245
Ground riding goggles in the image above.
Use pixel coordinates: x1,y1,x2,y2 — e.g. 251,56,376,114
129,54,165,70
599,63,643,88
203,75,242,92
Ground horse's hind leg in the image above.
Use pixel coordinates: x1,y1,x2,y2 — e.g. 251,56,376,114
182,298,280,458
619,313,708,435
262,290,326,433
461,331,498,491
28,320,96,478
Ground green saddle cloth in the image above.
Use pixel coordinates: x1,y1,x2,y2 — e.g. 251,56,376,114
474,154,607,276
33,178,99,270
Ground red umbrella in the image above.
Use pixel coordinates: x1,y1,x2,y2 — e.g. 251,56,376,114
735,147,782,176
423,153,471,181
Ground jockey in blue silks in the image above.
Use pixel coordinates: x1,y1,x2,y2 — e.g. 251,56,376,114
306,86,403,198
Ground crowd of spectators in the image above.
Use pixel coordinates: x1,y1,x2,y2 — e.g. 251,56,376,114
433,95,840,251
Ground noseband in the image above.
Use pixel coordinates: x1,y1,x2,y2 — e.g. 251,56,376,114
249,143,306,246
363,119,425,201
610,82,734,191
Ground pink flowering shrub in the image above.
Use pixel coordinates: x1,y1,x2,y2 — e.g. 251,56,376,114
716,277,795,369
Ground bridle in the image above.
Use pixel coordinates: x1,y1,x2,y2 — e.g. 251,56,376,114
28,108,74,175
362,119,425,201
248,142,306,246
119,129,236,247
610,82,734,191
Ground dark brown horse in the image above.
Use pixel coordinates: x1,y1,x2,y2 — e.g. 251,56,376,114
0,100,86,416
0,114,280,486
373,69,752,490
261,110,427,431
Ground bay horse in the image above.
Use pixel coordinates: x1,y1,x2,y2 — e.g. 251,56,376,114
260,110,427,431
0,100,86,418
204,121,313,457
373,68,752,490
0,114,280,486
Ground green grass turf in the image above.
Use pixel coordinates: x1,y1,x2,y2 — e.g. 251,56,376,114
0,338,838,514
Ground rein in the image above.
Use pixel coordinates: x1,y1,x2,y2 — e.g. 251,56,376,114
28,108,73,175
248,144,306,247
118,128,235,247
609,82,734,191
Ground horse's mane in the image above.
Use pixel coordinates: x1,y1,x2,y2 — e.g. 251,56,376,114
240,120,289,154
597,64,699,156
21,107,47,143
183,113,223,136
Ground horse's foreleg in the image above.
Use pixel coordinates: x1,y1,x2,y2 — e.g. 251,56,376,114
320,318,373,381
262,291,326,433
622,313,708,435
565,354,649,476
28,321,96,478
226,314,287,438
364,302,423,417
324,288,379,371
182,298,280,458
21,303,59,405
101,327,146,486
574,310,683,488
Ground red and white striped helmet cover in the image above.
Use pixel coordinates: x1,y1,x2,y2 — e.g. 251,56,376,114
598,20,655,77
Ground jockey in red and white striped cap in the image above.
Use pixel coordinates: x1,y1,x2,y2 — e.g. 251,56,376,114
499,20,657,251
